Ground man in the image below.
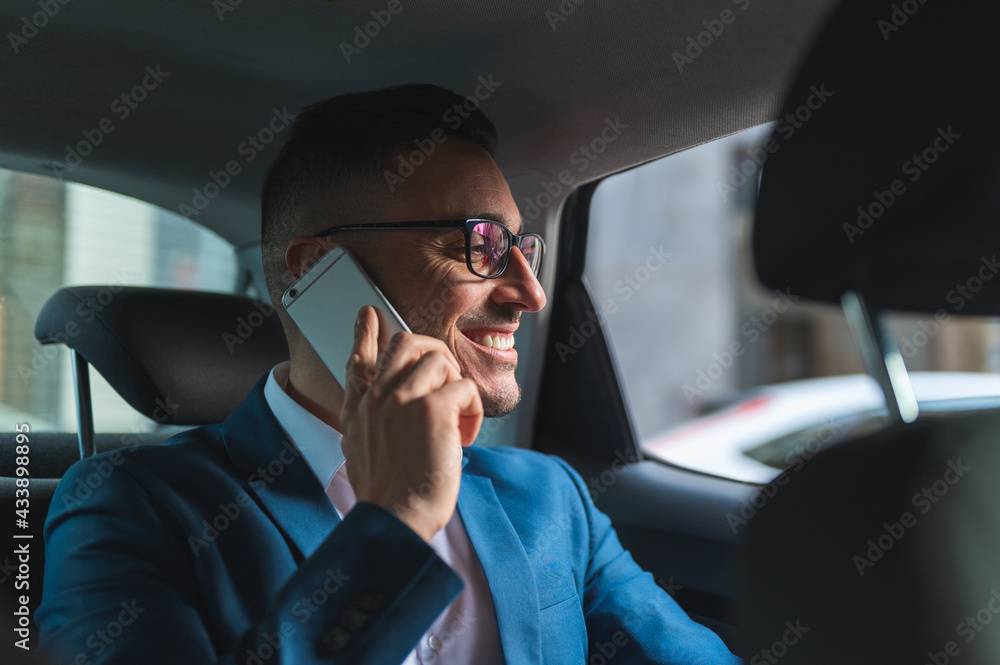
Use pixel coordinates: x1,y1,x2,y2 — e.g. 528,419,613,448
37,85,741,664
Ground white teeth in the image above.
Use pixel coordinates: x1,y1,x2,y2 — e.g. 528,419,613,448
472,333,515,350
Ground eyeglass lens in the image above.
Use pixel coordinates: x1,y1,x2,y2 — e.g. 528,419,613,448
469,221,541,277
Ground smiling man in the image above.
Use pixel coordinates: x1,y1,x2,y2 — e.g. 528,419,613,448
37,85,741,665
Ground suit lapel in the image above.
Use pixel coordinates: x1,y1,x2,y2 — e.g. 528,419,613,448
222,380,543,661
458,465,542,665
221,377,341,561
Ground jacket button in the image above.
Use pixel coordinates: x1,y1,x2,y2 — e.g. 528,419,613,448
358,591,384,610
341,607,368,631
322,626,352,652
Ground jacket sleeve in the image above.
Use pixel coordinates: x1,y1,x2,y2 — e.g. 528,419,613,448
551,457,743,665
36,460,462,665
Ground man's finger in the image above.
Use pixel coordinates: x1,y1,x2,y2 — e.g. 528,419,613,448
393,350,464,402
343,306,379,408
369,332,460,397
429,379,484,447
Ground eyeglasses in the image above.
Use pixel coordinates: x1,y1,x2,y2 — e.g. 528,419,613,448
315,219,545,279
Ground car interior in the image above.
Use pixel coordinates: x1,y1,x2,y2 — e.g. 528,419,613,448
2,0,998,663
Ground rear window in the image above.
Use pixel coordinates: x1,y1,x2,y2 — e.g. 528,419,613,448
0,168,239,432
585,126,1000,483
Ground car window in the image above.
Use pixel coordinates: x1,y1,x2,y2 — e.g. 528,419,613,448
585,126,1000,483
0,168,239,432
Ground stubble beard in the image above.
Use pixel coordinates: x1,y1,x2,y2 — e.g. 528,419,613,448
402,304,522,419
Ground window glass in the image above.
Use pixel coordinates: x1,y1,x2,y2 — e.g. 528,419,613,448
0,168,239,432
586,126,1000,483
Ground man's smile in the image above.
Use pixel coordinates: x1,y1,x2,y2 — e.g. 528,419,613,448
459,327,518,358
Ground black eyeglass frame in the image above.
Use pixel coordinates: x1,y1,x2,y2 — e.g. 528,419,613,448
315,219,545,279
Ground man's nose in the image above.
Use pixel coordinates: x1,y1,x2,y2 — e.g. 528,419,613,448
491,246,547,312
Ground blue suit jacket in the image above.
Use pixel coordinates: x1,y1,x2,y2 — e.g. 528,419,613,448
37,378,740,664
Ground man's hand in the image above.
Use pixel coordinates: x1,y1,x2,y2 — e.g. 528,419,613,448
340,306,484,542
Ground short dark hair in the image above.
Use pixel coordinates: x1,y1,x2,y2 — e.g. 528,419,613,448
260,84,498,313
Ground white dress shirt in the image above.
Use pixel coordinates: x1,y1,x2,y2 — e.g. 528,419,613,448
264,362,502,664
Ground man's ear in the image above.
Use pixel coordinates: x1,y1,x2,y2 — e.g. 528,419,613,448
285,236,334,280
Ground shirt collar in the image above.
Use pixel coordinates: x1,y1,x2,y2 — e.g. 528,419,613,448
263,361,345,489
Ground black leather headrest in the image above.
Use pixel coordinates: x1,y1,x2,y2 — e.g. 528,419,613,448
738,411,1000,664
753,0,1000,315
34,286,289,425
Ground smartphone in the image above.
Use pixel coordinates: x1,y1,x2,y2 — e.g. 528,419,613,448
282,246,410,388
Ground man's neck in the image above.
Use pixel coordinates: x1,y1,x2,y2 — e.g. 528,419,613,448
286,360,345,431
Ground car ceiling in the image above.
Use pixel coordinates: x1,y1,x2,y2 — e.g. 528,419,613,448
0,0,837,249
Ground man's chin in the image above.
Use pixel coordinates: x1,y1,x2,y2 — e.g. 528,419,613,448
479,380,521,418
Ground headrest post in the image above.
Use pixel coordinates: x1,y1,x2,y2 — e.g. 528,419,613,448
842,290,918,424
70,349,96,460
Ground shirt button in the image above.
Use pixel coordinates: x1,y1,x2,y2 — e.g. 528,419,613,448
427,634,442,651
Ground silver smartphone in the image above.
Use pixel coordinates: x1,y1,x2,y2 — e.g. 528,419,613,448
282,246,410,388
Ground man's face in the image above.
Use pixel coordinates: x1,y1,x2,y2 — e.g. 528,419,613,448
343,140,546,417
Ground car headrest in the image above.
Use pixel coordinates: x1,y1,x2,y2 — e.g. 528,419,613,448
752,0,1000,315
34,286,289,425
738,411,1000,664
